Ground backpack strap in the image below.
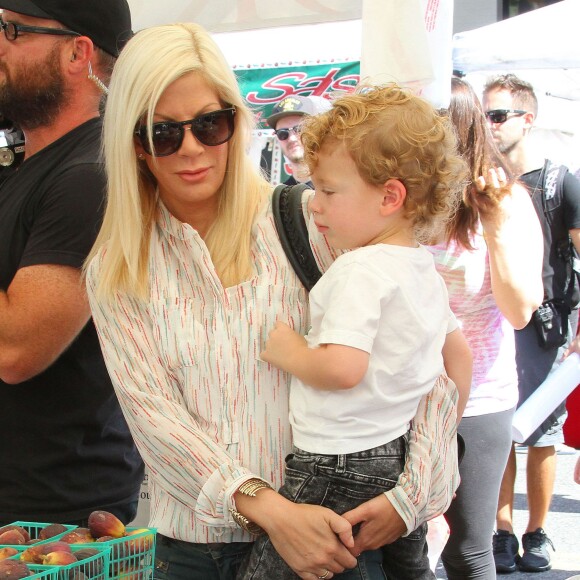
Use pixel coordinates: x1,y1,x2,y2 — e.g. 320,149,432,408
540,160,580,309
542,159,567,204
272,183,322,291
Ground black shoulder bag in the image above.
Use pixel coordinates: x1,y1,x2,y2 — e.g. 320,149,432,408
272,183,321,291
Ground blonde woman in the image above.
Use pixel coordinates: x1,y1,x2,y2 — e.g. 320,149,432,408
87,23,467,580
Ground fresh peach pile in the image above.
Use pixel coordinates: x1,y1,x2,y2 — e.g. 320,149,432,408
0,511,154,578
0,522,68,546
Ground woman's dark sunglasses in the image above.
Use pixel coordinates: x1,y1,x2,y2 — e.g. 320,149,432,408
484,109,527,124
135,106,236,157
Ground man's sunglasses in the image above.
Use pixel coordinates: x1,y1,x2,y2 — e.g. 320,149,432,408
135,107,236,157
484,109,527,124
274,125,301,141
0,18,80,41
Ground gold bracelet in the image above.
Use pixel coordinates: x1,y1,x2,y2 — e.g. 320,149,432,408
237,478,273,497
230,478,273,535
229,508,265,535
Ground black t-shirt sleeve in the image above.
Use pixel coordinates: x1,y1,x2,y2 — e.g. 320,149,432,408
563,172,580,231
19,162,106,270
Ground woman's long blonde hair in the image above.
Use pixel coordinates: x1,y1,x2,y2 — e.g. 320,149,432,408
87,22,270,301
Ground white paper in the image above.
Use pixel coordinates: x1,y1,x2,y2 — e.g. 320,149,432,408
512,352,580,443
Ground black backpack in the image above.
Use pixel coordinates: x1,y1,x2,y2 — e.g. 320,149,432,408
537,159,580,309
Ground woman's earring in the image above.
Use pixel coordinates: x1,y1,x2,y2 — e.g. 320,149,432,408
138,153,145,160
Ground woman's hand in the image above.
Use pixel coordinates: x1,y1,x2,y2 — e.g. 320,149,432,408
264,500,357,579
341,494,407,554
471,167,510,232
237,488,356,579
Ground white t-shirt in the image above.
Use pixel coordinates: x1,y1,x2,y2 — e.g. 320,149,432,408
290,244,457,455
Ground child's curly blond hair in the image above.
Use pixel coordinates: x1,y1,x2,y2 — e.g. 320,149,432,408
300,85,468,244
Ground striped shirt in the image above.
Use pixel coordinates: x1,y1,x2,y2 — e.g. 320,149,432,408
86,196,460,542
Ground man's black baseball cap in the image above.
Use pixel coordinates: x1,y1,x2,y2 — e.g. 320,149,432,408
0,0,132,56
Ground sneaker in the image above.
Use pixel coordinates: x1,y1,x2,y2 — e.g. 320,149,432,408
493,530,520,574
519,528,555,572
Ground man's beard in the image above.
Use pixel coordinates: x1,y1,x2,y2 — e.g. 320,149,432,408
0,44,68,130
285,149,305,165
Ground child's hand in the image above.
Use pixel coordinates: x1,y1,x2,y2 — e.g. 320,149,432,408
261,321,307,371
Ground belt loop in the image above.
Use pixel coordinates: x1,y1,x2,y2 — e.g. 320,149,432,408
336,454,346,473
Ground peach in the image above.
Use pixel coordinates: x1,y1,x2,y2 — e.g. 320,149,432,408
88,511,125,539
41,551,78,566
72,548,103,576
21,542,71,564
0,529,26,545
0,526,30,544
38,524,67,541
124,529,154,555
0,559,31,578
0,548,17,561
59,529,94,544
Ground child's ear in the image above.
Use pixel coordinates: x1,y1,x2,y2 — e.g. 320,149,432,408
379,179,407,216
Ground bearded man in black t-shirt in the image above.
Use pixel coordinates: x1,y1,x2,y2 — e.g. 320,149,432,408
0,0,143,526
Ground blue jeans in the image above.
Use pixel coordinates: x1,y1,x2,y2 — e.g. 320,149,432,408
239,437,433,580
154,535,252,580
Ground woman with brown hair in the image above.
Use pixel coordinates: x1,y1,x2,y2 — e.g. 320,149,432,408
432,77,544,579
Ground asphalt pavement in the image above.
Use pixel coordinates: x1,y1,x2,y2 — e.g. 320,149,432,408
435,446,580,579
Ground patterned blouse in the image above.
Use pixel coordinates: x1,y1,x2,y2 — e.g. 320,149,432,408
429,231,518,417
86,196,459,542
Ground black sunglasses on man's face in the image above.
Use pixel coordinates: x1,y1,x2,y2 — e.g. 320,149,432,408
274,125,301,141
484,109,527,124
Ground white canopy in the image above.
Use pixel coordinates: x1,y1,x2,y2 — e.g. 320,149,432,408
452,0,580,74
127,0,453,107
127,0,362,33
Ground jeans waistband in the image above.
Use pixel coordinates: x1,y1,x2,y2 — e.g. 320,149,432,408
158,534,226,550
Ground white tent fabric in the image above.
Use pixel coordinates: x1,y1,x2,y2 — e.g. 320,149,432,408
212,19,361,65
452,0,580,73
165,0,453,108
127,0,361,33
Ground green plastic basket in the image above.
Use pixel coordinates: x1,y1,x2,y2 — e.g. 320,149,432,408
81,527,156,579
21,567,56,579
27,569,57,579
2,523,155,579
10,544,111,580
0,522,77,547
